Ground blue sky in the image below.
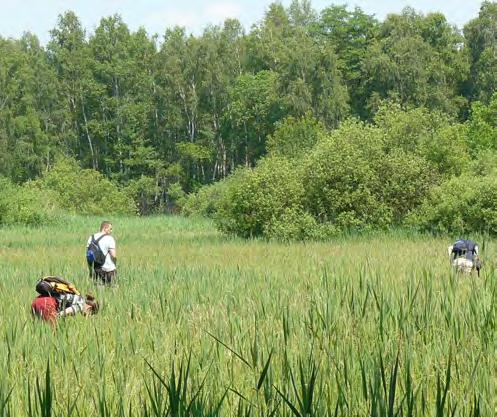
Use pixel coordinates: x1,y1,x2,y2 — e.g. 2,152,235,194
1,0,485,44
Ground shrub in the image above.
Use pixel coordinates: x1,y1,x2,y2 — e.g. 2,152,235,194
466,93,497,154
302,120,392,231
211,106,472,239
470,150,497,177
374,103,470,176
124,176,160,215
407,174,497,235
182,180,230,218
0,178,59,225
301,110,463,232
166,182,186,213
263,207,327,241
379,149,437,223
34,158,136,215
217,157,305,238
267,114,326,159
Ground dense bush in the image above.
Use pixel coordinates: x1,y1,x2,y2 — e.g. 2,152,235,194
0,178,59,225
34,158,136,215
374,104,470,176
470,150,497,177
165,182,186,213
379,150,437,222
182,180,231,218
302,120,391,231
466,93,497,154
267,114,325,159
407,174,497,234
216,157,305,238
301,117,441,231
124,176,160,215
204,106,477,240
263,207,326,241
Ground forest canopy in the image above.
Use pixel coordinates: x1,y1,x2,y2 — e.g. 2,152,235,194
1,1,497,237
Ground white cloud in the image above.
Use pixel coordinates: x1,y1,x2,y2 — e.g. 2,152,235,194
0,0,484,44
143,9,200,34
203,2,245,23
141,2,249,36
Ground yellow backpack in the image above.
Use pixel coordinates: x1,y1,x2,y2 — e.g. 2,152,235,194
35,276,80,297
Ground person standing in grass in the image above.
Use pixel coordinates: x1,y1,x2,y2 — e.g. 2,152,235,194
86,220,117,285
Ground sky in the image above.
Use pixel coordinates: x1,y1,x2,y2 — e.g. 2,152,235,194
0,0,485,44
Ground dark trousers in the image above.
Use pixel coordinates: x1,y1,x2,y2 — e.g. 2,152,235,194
93,268,116,285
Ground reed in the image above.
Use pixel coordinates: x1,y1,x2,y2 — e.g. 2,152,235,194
0,216,494,416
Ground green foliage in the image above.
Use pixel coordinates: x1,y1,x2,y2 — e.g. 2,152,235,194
267,113,325,159
0,178,59,225
212,105,474,239
249,3,350,127
408,173,497,235
34,158,136,215
368,103,477,230
263,207,324,241
303,120,391,231
421,124,470,177
176,142,212,163
182,180,230,218
364,8,468,117
316,5,380,117
1,216,496,415
227,70,283,163
466,92,497,154
374,103,470,176
2,4,497,228
379,150,437,223
166,182,186,213
464,2,497,102
176,142,213,192
217,157,305,238
123,176,160,215
0,35,62,182
470,150,497,177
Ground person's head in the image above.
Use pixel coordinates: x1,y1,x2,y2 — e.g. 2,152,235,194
100,221,113,235
83,294,100,316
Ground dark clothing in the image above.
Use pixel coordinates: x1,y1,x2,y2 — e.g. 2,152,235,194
92,268,116,285
452,239,478,261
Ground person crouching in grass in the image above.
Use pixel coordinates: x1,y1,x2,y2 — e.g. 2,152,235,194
31,293,99,323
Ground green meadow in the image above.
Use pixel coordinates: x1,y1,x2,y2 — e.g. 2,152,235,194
0,216,496,416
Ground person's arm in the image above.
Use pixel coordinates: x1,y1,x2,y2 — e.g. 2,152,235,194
86,236,93,273
58,305,78,317
448,245,454,261
58,295,85,317
109,236,117,264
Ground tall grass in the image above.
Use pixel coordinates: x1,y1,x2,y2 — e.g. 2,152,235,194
0,216,495,416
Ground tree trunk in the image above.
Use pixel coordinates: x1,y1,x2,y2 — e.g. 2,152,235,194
81,96,96,169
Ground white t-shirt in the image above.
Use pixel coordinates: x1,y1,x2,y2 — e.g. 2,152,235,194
87,232,116,272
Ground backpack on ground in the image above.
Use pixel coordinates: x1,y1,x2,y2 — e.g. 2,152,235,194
86,234,107,267
35,276,80,297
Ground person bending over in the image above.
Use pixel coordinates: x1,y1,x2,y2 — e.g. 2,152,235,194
32,293,99,323
448,239,482,275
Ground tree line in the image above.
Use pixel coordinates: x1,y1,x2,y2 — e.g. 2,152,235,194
1,1,497,223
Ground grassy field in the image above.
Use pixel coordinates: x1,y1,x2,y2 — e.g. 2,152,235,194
0,215,495,416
